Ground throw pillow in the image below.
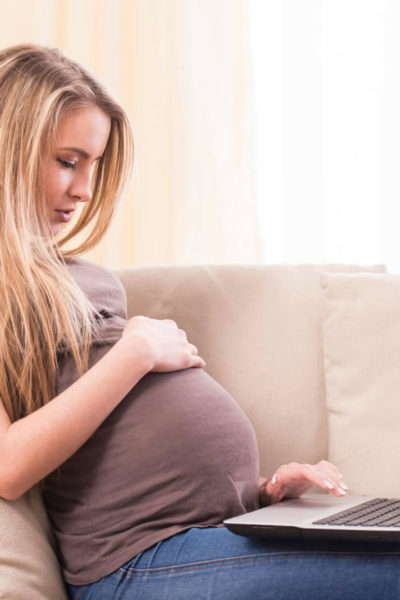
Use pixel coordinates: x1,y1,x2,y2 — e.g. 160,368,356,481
0,485,68,599
321,271,400,496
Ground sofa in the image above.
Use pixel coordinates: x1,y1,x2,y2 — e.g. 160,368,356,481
2,261,398,598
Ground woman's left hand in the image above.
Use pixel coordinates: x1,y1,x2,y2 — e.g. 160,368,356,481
258,460,348,507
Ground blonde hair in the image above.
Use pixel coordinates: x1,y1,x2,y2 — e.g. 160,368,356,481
0,43,134,423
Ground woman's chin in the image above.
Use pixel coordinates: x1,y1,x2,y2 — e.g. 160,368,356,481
51,222,66,236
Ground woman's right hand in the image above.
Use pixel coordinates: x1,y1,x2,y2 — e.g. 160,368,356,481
119,315,206,373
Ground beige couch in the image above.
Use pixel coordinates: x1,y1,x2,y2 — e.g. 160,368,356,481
2,261,398,599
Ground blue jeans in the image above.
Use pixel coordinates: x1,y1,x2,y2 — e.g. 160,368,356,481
67,526,400,600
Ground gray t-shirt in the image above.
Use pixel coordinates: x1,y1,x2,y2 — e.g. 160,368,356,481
43,257,260,586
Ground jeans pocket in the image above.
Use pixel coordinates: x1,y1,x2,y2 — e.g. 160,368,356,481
117,549,151,575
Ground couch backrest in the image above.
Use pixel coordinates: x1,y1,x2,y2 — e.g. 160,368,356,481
114,263,386,478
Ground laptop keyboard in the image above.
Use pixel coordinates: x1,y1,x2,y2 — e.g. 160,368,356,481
313,498,400,528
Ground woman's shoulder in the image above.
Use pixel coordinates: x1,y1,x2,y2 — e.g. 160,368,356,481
64,256,127,316
65,255,113,277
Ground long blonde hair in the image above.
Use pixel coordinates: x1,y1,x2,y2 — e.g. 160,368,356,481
0,43,134,423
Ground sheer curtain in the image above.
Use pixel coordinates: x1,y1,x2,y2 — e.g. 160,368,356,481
1,0,261,267
249,0,400,274
2,1,400,271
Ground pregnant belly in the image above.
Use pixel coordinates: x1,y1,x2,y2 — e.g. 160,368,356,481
97,367,259,510
46,365,260,542
122,368,259,487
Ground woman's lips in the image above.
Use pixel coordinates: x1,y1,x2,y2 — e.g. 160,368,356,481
55,210,73,223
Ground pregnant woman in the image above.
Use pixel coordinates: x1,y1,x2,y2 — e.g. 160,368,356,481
0,43,399,600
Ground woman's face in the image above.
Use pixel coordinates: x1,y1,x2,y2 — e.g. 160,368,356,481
42,105,111,236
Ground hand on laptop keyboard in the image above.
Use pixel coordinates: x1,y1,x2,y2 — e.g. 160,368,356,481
258,460,349,507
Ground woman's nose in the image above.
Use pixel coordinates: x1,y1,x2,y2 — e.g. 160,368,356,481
70,171,92,203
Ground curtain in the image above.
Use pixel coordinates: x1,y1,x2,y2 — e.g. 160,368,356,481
1,0,260,268
249,0,400,274
2,0,400,272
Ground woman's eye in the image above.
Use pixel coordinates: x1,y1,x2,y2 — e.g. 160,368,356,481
57,158,75,169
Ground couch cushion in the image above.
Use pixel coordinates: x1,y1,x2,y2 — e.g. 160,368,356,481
114,263,386,479
321,271,400,497
0,485,68,598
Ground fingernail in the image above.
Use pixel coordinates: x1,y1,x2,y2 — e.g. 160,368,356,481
324,480,334,489
271,474,277,486
339,482,348,490
337,488,347,495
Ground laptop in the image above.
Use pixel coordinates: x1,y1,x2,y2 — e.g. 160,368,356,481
223,493,400,542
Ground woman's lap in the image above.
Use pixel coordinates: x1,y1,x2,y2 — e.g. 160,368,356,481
67,526,400,600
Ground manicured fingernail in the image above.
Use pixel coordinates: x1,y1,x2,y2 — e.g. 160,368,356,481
271,474,277,486
337,488,347,495
324,480,334,489
340,482,348,490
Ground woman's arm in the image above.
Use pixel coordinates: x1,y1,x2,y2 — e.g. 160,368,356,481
258,461,349,507
0,334,152,500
